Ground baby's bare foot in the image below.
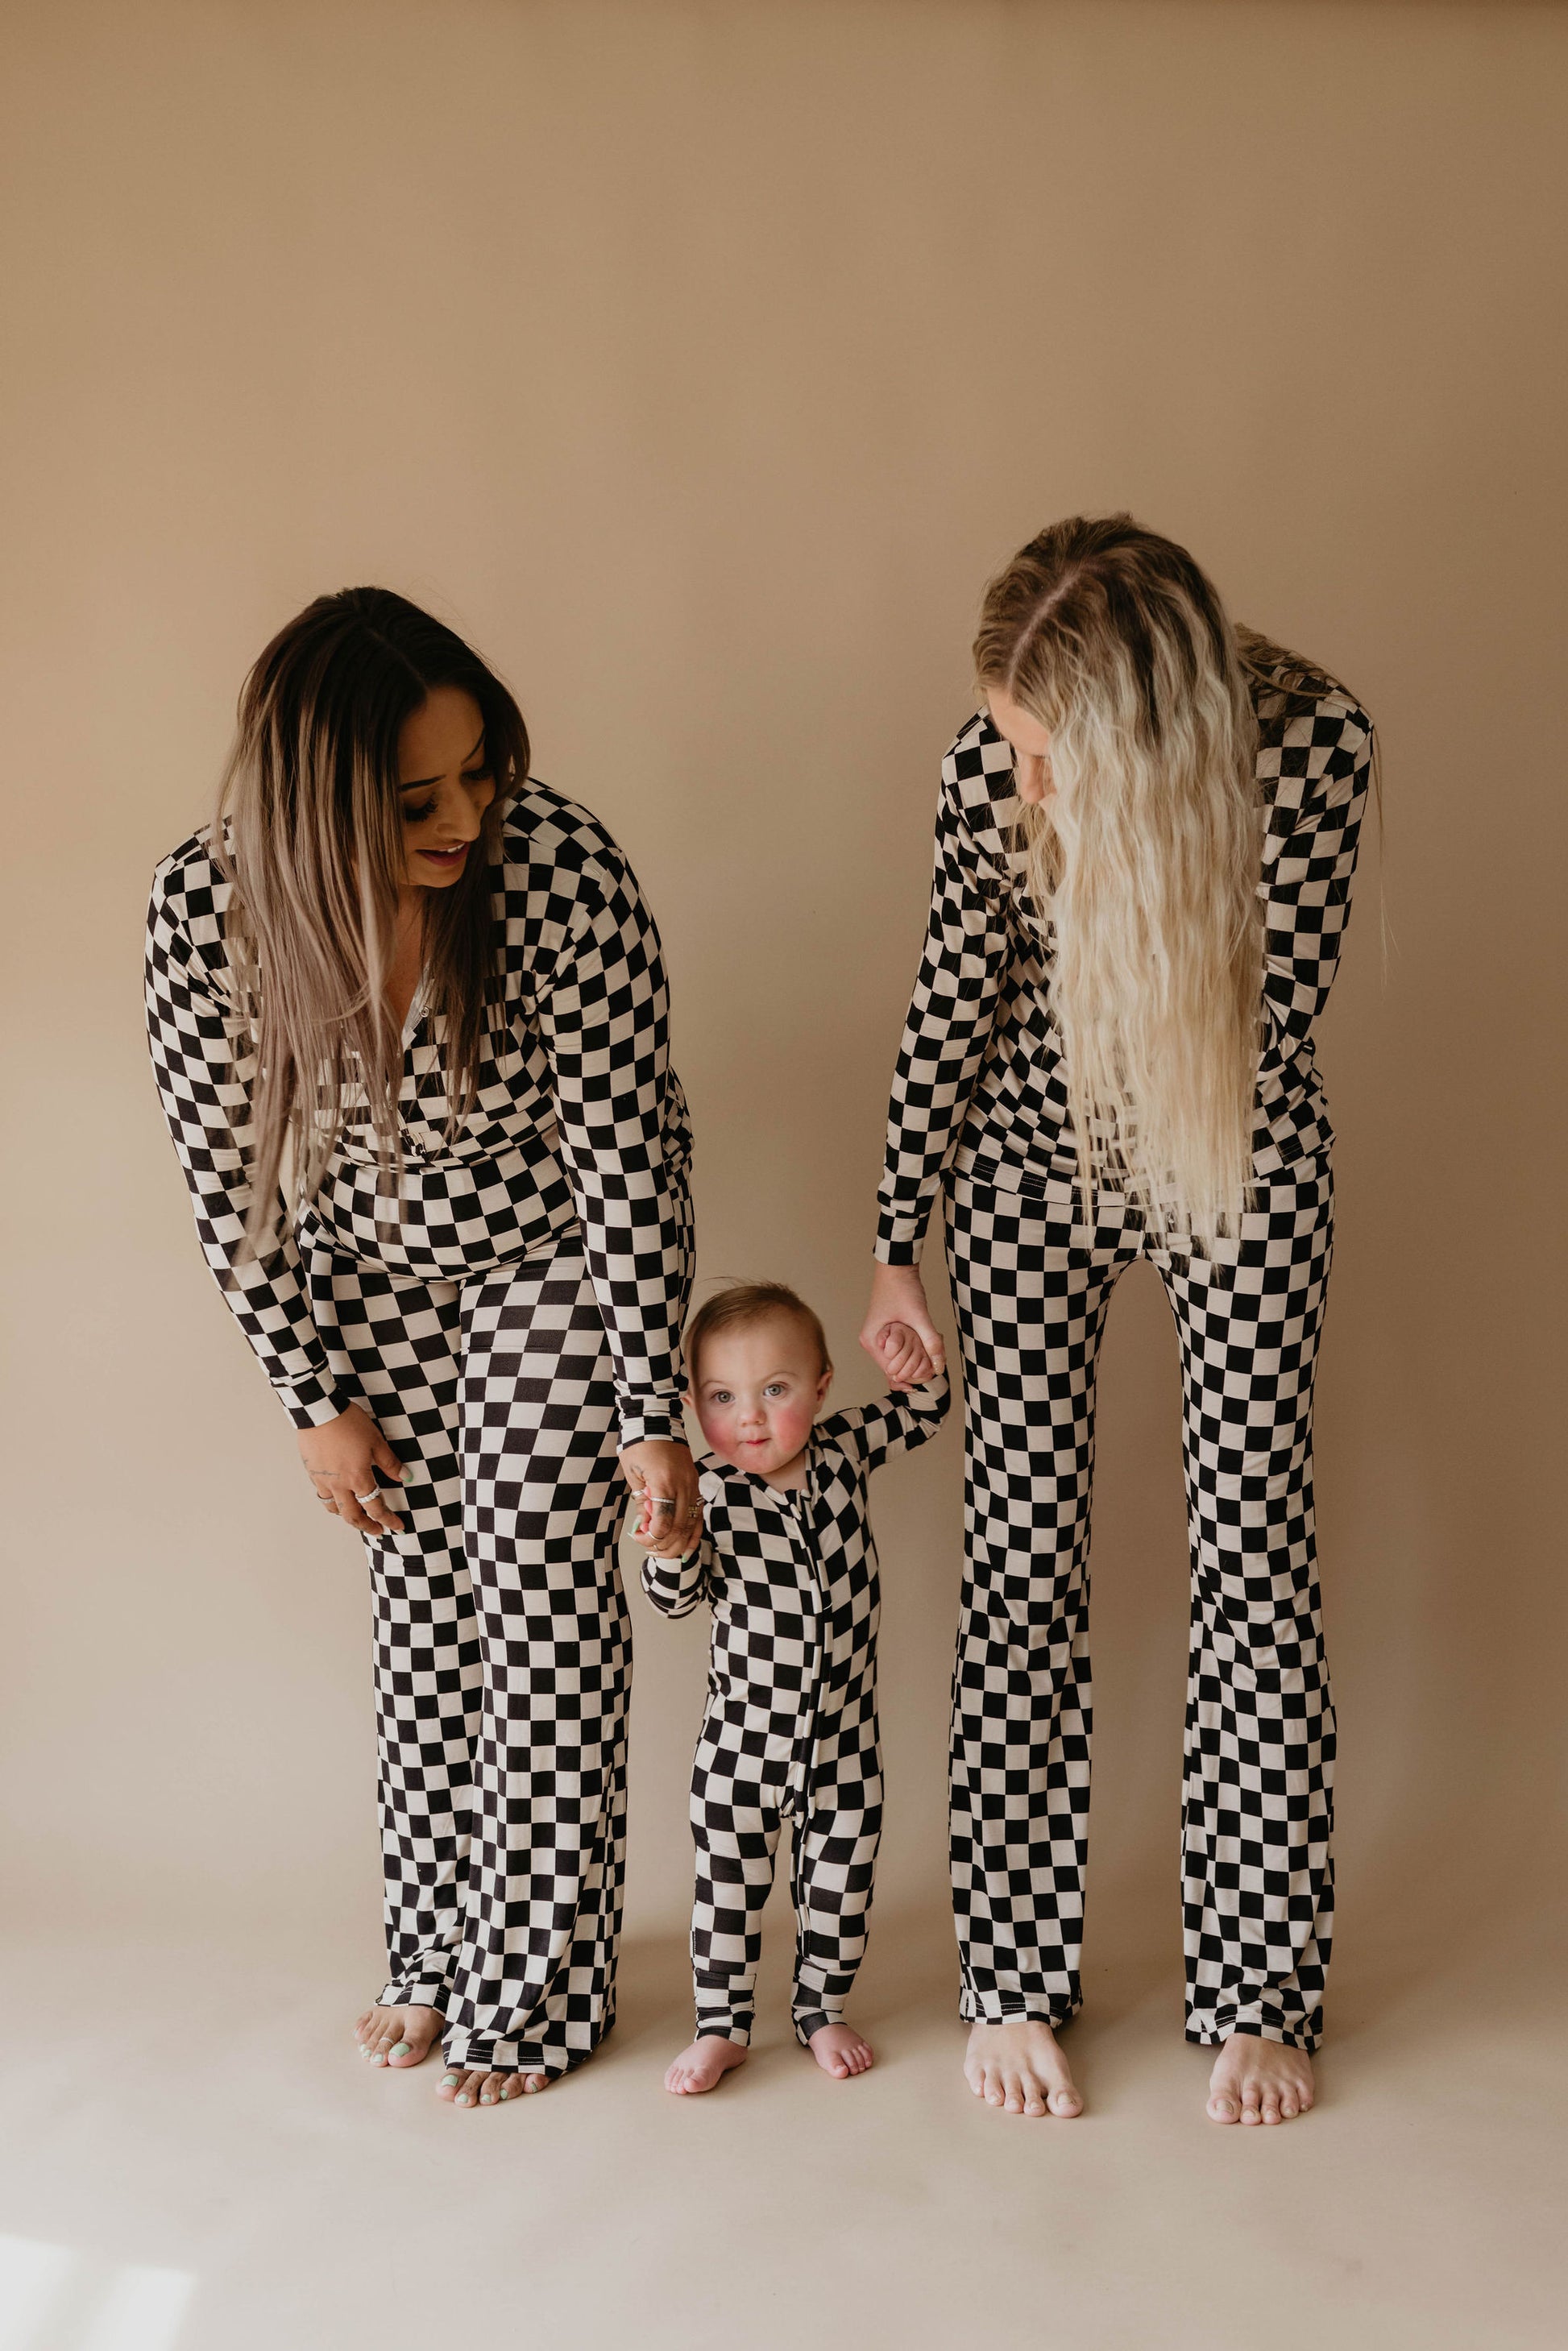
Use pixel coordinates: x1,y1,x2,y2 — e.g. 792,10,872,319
807,2021,873,2079
436,2066,547,2108
1207,2035,1314,2125
665,2036,748,2096
354,2002,443,2071
964,2019,1082,2117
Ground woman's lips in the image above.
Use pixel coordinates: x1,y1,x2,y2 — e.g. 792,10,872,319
420,844,468,865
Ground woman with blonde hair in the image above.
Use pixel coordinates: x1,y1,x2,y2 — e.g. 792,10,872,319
147,589,698,2108
861,515,1374,2127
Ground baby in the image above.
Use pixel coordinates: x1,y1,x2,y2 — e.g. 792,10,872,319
638,1280,948,2094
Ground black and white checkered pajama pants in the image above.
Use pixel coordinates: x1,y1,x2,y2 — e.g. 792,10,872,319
307,1234,642,2078
944,1161,1336,2050
688,1748,881,2047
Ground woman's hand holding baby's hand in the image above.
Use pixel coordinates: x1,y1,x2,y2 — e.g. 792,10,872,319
861,1263,946,1389
621,1438,703,1557
875,1321,935,1387
634,1500,703,1559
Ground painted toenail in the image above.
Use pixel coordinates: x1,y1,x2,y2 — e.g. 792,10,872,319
440,2074,458,2087
390,2043,412,2058
455,2094,471,2105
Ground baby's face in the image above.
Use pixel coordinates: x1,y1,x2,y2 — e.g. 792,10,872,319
688,1314,832,1482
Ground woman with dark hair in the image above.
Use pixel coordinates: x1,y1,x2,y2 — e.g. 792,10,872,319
147,589,697,2108
862,516,1374,2128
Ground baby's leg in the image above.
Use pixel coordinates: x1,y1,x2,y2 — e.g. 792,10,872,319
666,1753,782,2095
790,1781,881,2078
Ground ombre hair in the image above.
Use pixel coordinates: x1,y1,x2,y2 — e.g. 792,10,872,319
974,514,1354,1247
214,588,529,1254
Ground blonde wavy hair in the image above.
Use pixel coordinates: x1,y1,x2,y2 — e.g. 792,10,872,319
214,588,527,1256
975,514,1352,1248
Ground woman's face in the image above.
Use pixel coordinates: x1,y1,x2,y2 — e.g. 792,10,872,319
984,684,1056,806
396,686,497,889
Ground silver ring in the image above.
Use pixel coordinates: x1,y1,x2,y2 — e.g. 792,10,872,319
354,1489,380,1505
649,1496,677,1513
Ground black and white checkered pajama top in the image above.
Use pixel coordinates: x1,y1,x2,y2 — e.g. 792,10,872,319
874,690,1375,1263
146,783,693,1446
641,1377,951,1809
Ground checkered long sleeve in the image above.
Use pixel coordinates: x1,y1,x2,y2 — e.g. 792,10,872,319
1258,703,1374,1047
873,776,1013,1264
529,842,690,1448
145,867,347,1429
817,1372,951,1473
639,1540,711,1620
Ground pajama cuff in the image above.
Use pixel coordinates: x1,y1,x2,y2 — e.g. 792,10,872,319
959,1989,1081,2030
376,1979,449,2013
281,1377,351,1431
441,2029,562,2075
1184,2009,1321,2054
616,1404,688,1449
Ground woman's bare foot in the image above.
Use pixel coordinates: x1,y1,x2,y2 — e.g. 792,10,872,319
354,2003,443,2071
807,2022,873,2079
1206,2035,1315,2125
964,2020,1083,2117
665,2036,749,2096
436,2066,548,2108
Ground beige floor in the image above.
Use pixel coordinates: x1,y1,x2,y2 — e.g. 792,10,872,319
2,1902,1563,2351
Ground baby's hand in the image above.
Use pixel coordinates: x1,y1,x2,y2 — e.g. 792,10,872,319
874,1321,937,1391
630,1498,703,1559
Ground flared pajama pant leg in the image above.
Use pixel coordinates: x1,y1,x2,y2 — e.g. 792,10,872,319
308,1252,477,2014
1154,1162,1336,2050
788,1781,883,2046
440,1242,635,2078
944,1177,1136,2025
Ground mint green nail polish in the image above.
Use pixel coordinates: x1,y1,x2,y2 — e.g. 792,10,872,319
440,2073,458,2087
390,2042,412,2059
455,2093,472,2105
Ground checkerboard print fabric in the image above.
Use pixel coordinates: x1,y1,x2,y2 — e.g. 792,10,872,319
944,1171,1336,2049
874,684,1374,1260
146,783,695,2075
309,1238,682,2074
872,675,1371,2050
642,1379,950,2044
146,781,693,1446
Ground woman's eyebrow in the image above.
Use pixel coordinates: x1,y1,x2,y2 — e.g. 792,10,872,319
399,728,487,790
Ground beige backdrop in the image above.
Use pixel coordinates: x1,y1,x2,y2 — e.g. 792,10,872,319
2,0,1563,2025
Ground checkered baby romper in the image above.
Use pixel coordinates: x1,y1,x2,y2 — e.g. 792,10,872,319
641,1377,950,2046
875,681,1374,2050
147,782,694,2078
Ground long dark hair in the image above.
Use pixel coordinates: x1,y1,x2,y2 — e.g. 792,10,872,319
214,587,529,1252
